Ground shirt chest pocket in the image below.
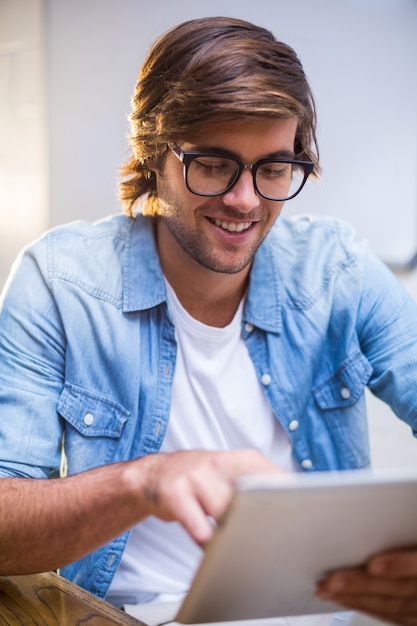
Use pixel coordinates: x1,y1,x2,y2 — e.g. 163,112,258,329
57,383,130,473
313,352,373,410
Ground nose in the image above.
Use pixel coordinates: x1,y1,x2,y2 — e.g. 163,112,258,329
221,168,261,212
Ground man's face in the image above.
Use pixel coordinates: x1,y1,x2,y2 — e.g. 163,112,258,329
153,116,298,277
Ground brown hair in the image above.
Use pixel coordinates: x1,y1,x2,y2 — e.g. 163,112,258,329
119,16,319,217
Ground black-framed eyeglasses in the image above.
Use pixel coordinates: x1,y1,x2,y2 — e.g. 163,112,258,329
169,143,314,201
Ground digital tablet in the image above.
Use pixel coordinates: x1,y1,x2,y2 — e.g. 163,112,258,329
173,467,417,624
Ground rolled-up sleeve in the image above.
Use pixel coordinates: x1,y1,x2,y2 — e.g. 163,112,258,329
358,247,417,430
0,239,66,478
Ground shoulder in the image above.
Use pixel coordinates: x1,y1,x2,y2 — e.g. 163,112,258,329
259,215,370,308
16,214,143,306
45,213,135,251
42,212,133,267
275,214,363,249
269,214,368,267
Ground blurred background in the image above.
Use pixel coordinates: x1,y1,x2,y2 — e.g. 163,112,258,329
1,0,417,468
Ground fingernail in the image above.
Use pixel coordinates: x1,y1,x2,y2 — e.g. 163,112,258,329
316,589,334,600
326,575,347,593
316,572,348,601
369,559,386,575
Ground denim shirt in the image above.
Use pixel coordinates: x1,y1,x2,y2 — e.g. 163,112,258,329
1,212,417,598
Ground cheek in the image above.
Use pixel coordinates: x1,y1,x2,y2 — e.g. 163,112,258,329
154,162,184,201
154,176,191,220
156,170,204,218
266,201,285,222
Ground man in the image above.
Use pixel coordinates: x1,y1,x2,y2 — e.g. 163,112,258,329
1,15,417,625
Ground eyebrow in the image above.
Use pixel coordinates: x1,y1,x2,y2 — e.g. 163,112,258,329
185,145,296,161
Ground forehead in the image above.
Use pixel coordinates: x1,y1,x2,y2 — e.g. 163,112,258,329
181,117,298,159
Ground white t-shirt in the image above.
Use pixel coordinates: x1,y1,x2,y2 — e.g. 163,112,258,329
107,281,298,605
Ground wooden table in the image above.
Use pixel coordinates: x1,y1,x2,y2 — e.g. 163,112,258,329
0,571,147,625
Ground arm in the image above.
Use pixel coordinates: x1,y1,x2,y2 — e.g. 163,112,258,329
0,240,281,574
357,248,417,423
314,247,417,623
0,448,281,575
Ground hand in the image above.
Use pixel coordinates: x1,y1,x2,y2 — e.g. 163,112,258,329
316,548,417,625
134,449,282,546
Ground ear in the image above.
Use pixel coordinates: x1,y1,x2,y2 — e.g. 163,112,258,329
148,151,169,179
147,159,159,175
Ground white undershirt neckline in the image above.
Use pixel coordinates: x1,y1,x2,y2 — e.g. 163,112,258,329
162,278,297,465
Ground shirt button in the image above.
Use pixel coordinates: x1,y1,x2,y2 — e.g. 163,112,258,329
288,420,299,432
83,412,94,426
301,459,313,470
340,387,351,400
244,322,254,333
261,373,271,386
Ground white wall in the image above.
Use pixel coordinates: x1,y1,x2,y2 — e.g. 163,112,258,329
0,0,47,288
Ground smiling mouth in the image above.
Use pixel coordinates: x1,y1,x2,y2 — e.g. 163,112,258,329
212,218,253,233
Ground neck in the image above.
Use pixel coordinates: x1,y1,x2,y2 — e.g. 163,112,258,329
156,224,250,327
167,271,248,327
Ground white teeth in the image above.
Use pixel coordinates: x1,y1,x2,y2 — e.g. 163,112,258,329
214,218,252,232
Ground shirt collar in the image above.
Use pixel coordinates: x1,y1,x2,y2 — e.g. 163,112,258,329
244,229,282,334
122,215,167,312
122,213,283,335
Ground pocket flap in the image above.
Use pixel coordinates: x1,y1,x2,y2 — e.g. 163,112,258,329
57,383,130,438
313,353,372,410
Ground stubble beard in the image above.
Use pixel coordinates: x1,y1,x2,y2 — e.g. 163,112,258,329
158,197,263,275
166,217,256,274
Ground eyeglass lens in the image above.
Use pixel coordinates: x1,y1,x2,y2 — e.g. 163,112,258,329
186,156,306,200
